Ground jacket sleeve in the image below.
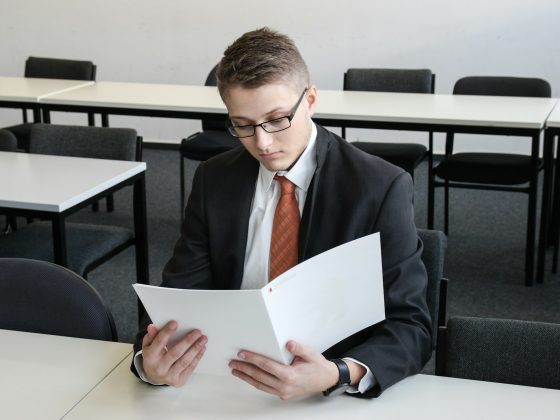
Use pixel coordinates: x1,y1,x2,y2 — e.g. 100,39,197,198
340,171,432,398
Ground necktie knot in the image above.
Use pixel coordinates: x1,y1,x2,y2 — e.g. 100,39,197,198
274,175,296,195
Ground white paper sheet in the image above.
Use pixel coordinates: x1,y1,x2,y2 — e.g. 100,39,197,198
133,232,385,375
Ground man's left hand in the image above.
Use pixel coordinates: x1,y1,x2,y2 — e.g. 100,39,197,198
228,340,339,400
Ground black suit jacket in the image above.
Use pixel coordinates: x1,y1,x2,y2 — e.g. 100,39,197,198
133,125,432,398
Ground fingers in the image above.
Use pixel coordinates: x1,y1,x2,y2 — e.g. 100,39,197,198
141,322,208,387
229,358,281,389
166,333,208,379
142,321,177,356
235,351,286,380
231,368,279,397
159,329,204,372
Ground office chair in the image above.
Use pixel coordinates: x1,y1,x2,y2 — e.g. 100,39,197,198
417,228,448,347
0,130,18,234
436,316,560,389
431,76,551,286
0,124,142,279
0,258,118,341
3,56,99,151
343,68,435,180
179,65,241,219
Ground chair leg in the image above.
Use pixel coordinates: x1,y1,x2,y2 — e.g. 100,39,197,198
427,133,434,229
526,187,537,286
444,181,449,235
106,194,115,212
180,154,186,222
552,138,560,274
525,134,540,286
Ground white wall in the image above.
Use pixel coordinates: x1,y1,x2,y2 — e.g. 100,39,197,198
1,0,559,153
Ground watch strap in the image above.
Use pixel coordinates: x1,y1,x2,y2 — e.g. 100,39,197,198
322,359,351,396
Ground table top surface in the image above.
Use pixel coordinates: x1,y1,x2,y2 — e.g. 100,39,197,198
41,80,226,114
64,353,560,420
315,89,557,129
39,80,558,129
0,151,146,212
545,101,560,128
0,329,131,420
0,76,94,102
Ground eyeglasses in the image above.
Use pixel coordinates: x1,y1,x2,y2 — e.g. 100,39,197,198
227,87,308,138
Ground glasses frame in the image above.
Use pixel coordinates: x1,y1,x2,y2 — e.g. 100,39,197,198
227,87,308,138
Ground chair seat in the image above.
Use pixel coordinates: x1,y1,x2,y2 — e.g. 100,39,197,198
180,130,241,161
4,123,34,151
434,153,540,185
0,221,134,276
352,142,427,174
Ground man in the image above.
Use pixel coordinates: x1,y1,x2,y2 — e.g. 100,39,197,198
132,27,431,400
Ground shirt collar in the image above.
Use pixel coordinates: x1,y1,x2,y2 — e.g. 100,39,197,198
259,122,318,192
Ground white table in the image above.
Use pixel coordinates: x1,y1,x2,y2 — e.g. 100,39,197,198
0,76,94,122
0,329,131,420
0,151,148,284
539,103,560,279
63,355,560,420
40,82,558,285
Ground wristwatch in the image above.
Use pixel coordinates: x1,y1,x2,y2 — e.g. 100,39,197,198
322,359,351,396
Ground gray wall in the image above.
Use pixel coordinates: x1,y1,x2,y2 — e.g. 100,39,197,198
1,0,559,153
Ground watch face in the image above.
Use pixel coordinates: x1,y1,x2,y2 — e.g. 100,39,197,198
324,383,351,397
329,384,350,395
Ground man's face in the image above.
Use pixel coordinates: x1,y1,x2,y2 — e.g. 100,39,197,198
223,83,317,172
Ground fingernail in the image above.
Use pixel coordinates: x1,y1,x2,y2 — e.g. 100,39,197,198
237,352,245,360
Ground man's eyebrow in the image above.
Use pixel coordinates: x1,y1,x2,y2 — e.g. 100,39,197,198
229,106,288,122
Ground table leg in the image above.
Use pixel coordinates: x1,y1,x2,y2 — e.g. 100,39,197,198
52,215,67,267
537,130,554,283
133,173,149,321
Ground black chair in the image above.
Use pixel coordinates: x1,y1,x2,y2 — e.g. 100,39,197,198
417,229,448,347
436,316,560,389
3,57,99,151
179,65,241,219
0,258,117,341
0,130,18,234
0,124,142,279
431,76,551,286
343,68,435,180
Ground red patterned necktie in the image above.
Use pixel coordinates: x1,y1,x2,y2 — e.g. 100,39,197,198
269,176,300,281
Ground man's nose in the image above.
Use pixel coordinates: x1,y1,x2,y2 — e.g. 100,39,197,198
254,126,273,150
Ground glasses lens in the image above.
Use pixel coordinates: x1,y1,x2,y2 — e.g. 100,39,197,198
261,117,291,133
229,125,254,138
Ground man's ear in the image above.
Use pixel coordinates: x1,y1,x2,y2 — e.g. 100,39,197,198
306,85,318,117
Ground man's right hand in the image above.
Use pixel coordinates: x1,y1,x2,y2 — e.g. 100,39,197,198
141,320,207,387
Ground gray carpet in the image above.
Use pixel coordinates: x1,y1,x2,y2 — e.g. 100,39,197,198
65,146,560,353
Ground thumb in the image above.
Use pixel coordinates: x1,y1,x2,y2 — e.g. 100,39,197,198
286,340,315,360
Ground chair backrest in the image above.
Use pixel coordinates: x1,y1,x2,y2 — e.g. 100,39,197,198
0,129,17,151
445,76,551,155
29,124,141,161
436,316,560,389
24,56,96,81
453,76,551,98
201,64,228,132
0,258,117,341
344,68,435,94
417,229,447,346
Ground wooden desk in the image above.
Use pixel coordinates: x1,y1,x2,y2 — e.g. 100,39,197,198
0,329,131,420
64,355,560,420
0,151,148,284
0,76,94,122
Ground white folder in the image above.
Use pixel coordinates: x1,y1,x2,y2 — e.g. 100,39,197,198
133,232,385,375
